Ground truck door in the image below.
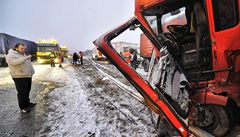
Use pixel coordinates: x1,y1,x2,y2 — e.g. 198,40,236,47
206,0,240,81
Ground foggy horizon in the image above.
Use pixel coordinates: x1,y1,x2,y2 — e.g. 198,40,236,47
0,0,139,53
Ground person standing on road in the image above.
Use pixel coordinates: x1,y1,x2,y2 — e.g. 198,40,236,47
49,51,56,67
79,51,84,65
57,51,63,67
72,52,79,66
123,51,131,64
6,43,36,114
131,52,138,70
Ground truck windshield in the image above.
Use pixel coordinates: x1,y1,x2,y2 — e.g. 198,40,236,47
144,7,187,35
37,46,58,52
161,7,187,32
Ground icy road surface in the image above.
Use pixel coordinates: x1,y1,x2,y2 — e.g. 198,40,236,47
1,59,239,137
0,60,158,137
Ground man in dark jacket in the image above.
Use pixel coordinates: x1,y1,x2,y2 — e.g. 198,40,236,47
6,43,36,114
72,52,79,66
131,52,138,70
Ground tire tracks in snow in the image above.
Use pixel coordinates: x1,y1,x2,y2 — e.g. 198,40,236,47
74,59,160,136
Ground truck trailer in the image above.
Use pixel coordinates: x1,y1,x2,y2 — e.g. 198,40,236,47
0,33,37,67
140,33,154,71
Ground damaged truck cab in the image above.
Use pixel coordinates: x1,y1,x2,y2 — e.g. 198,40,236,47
94,0,240,136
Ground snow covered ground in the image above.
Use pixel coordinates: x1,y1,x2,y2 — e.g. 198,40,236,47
1,59,239,137
0,60,160,137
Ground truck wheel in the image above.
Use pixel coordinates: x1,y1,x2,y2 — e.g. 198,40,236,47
194,105,233,136
142,60,149,72
2,58,8,67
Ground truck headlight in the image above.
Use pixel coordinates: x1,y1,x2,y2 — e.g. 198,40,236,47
37,58,44,63
54,58,59,63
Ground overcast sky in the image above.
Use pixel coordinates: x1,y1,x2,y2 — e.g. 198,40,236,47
0,0,140,53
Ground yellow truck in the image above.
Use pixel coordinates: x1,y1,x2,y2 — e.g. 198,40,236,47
60,46,69,58
36,40,60,64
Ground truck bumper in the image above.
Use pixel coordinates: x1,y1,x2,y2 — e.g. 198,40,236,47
37,58,59,64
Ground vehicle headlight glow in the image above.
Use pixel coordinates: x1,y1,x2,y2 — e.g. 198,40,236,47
37,58,44,63
54,58,59,63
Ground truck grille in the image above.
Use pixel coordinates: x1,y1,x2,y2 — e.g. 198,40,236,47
38,56,50,59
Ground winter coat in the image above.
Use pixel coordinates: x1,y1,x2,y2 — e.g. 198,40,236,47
49,52,56,58
79,52,84,58
73,53,79,61
132,54,137,62
6,49,35,78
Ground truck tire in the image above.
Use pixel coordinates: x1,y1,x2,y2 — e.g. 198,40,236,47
194,105,233,136
142,59,149,72
0,58,8,67
3,60,8,67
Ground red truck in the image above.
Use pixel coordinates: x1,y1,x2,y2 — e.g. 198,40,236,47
140,33,153,71
94,0,240,136
92,46,107,61
140,10,187,72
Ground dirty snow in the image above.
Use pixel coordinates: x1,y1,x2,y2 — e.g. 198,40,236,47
33,64,98,137
0,60,160,137
1,59,240,137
